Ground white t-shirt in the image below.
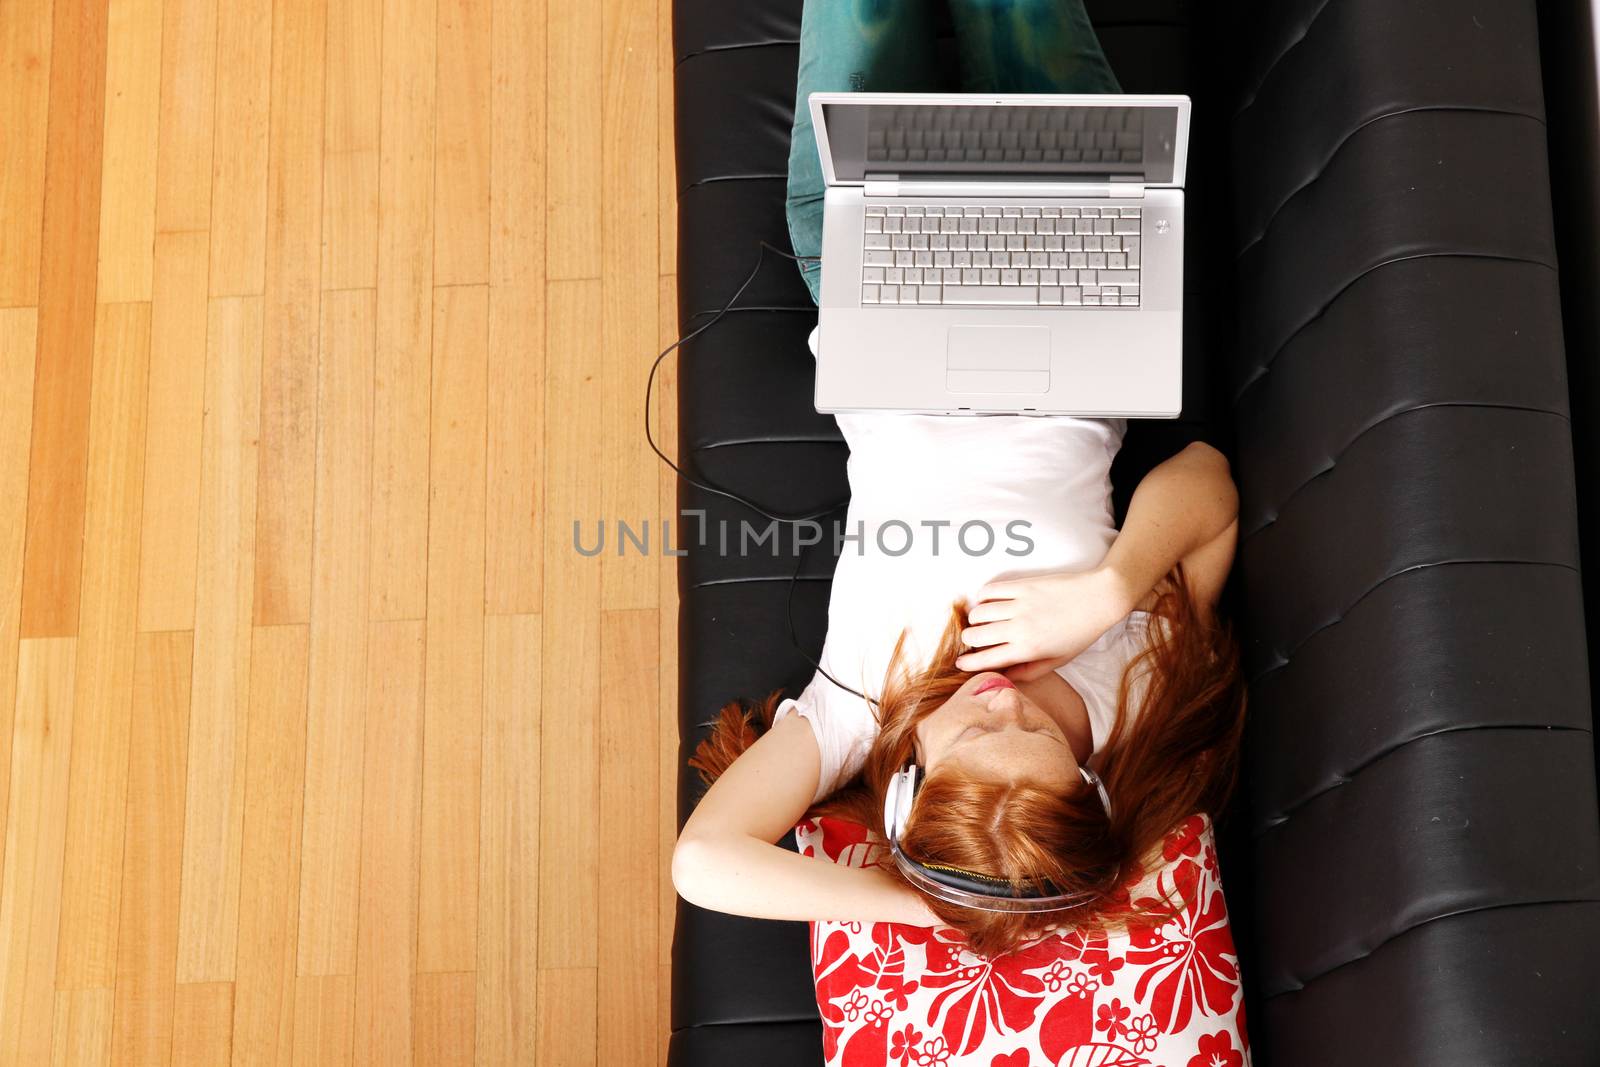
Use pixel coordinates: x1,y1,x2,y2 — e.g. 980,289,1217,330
776,327,1158,802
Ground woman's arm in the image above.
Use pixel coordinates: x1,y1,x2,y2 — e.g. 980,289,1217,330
957,442,1239,678
1102,441,1239,614
672,713,941,926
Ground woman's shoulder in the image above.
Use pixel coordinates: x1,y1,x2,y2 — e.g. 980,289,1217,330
1124,607,1172,643
1119,610,1171,686
1085,608,1162,656
1059,609,1170,748
774,674,881,803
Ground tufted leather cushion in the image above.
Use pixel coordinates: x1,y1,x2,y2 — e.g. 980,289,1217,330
670,1,1600,1062
1538,0,1600,785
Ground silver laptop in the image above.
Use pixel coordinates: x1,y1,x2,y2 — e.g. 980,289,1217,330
809,92,1190,417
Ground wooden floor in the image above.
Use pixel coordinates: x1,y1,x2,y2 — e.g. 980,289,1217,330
0,0,678,1062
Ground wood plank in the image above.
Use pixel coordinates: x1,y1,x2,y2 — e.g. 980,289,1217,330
50,987,112,1067
231,625,307,1067
19,0,110,637
658,964,671,1067
0,638,77,1063
111,631,193,1067
289,975,353,1066
178,295,263,983
0,310,40,870
533,968,595,1066
487,0,542,296
368,0,436,622
655,0,675,276
208,0,271,296
538,280,601,968
545,0,600,280
413,972,472,1067
0,0,54,306
171,982,233,1066
96,0,164,302
253,0,327,626
655,275,678,973
433,0,490,285
483,0,544,615
152,0,218,235
296,287,374,977
417,284,487,973
352,620,423,1067
476,613,540,1065
135,0,221,631
598,0,659,611
655,0,678,1008
56,301,152,989
321,0,381,289
483,284,543,616
597,608,659,1065
136,229,209,632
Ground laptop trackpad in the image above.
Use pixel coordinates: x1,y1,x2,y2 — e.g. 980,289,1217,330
945,325,1051,394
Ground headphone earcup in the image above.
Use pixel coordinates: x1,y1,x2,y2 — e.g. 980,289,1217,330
884,765,917,842
882,773,898,838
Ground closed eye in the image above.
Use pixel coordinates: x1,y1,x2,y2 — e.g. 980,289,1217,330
954,721,1061,747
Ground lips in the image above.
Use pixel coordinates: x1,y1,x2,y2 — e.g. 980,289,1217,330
972,674,1015,696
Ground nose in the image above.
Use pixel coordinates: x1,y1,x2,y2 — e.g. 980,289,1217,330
982,685,1025,723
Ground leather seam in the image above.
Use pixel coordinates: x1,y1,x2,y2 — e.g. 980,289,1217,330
670,1016,821,1032
693,437,845,451
686,305,819,321
690,574,834,590
1234,0,1339,116
1260,896,1600,1000
675,38,798,68
682,173,789,193
1230,253,1557,405
1246,558,1581,686
1251,722,1595,837
1240,401,1570,540
1234,106,1548,259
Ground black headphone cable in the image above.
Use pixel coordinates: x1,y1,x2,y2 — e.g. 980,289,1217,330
643,239,875,705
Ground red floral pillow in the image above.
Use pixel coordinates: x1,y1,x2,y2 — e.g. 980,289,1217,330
794,814,1250,1067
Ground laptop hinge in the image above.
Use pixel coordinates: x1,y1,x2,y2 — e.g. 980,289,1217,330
864,175,1145,199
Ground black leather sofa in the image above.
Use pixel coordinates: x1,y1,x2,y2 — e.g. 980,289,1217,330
1542,0,1600,783
670,1,1600,1063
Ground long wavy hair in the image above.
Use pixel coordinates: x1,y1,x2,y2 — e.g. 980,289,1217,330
689,562,1247,957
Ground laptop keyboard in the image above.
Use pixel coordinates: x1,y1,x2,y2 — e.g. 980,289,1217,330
861,204,1141,307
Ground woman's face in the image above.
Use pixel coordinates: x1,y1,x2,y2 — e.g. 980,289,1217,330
914,672,1080,790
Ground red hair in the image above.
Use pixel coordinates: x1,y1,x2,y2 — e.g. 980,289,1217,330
689,562,1246,957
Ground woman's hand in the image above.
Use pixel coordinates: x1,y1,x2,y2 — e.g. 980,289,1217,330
955,566,1137,681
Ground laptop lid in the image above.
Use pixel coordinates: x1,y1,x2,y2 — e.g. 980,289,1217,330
809,92,1190,191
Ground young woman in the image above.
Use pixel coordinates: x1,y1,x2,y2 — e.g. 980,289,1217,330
673,0,1247,960
673,418,1244,951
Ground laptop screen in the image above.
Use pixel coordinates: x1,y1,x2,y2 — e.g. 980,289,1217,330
819,100,1183,185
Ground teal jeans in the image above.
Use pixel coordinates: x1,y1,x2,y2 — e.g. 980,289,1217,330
786,0,1123,304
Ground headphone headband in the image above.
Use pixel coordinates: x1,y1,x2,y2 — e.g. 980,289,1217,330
882,763,1113,914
